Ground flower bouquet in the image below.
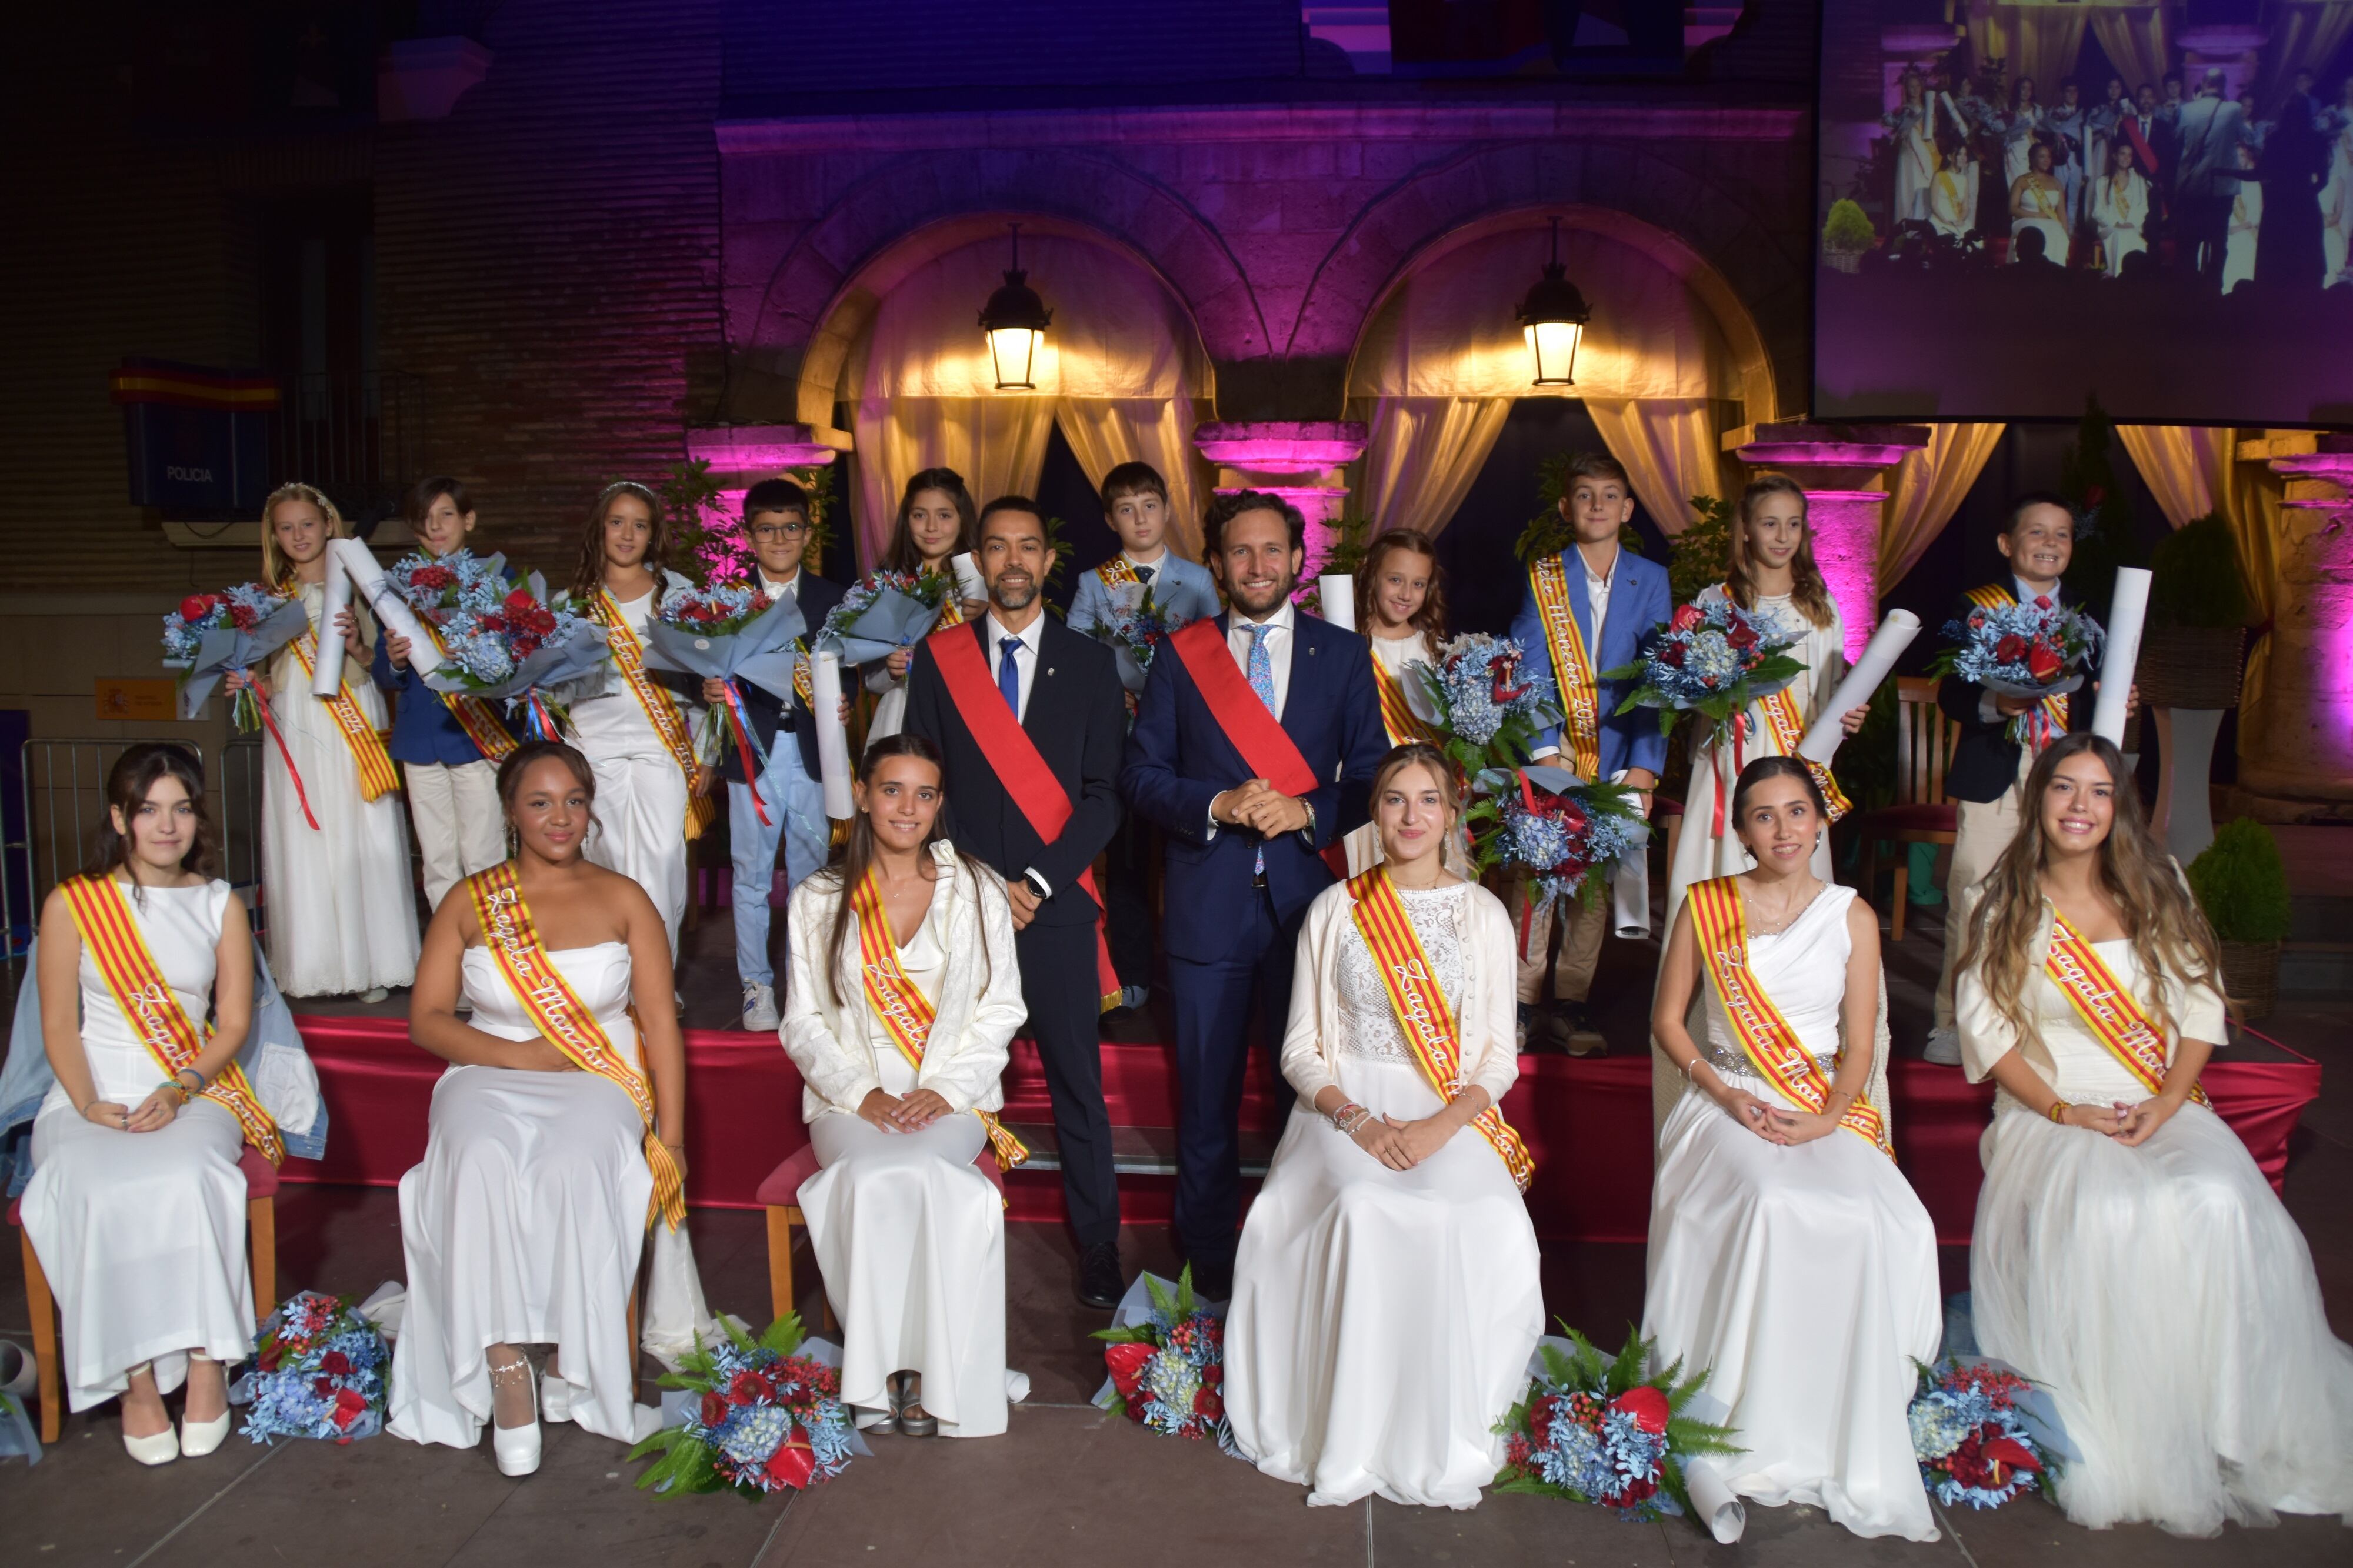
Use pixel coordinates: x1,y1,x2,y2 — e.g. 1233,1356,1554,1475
383,548,509,628
1932,595,2102,749
1409,633,1561,777
421,573,612,740
1493,1325,1739,1522
631,1313,855,1498
1485,763,1649,918
1604,599,1806,749
162,583,322,828
1087,582,1200,694
1091,1267,1231,1449
811,568,954,666
1908,1357,2054,1510
231,1290,388,1444
643,583,809,824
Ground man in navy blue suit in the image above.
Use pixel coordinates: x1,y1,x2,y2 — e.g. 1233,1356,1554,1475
1121,491,1389,1297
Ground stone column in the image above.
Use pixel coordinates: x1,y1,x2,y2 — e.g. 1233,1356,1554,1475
2235,433,2353,821
687,423,845,570
2177,25,2269,103
1733,422,1930,660
1191,419,1369,567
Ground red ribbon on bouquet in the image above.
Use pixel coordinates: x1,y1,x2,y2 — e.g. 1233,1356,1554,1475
1711,713,1748,839
238,673,319,832
715,679,771,827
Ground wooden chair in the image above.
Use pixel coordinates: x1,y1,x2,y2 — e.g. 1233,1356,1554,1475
10,1143,279,1444
1855,676,1961,943
759,1141,1005,1332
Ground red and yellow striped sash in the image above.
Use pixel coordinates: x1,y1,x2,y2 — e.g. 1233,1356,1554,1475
1371,654,1443,748
935,595,966,630
1685,876,1891,1155
1528,554,1601,780
289,632,399,801
1344,867,1534,1189
58,875,283,1164
1965,583,2070,738
2042,912,2209,1107
464,863,687,1226
594,592,715,841
846,865,1028,1171
1755,682,1850,822
1094,557,1141,591
791,638,814,710
421,622,518,762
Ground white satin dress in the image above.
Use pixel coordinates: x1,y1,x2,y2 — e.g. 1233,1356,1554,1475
568,588,694,955
389,942,653,1449
1644,885,1941,1542
22,881,255,1411
1226,880,1542,1510
262,583,419,997
1962,939,2353,1533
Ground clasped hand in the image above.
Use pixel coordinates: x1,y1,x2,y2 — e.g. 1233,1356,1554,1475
2058,1095,2177,1146
83,1087,181,1133
1214,779,1310,838
1350,1110,1453,1170
858,1086,954,1133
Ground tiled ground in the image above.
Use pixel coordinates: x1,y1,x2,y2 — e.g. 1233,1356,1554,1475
4,899,2348,1565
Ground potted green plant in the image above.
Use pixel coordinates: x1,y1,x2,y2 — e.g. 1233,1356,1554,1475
2141,511,2251,710
1822,200,1875,273
2185,816,2291,1020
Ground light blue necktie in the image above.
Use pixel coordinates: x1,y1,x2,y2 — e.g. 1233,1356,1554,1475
1246,623,1277,875
999,636,1022,716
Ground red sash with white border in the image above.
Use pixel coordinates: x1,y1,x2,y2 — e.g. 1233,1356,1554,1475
2042,912,2210,1107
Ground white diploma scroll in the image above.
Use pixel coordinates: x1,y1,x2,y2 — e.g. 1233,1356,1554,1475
1610,843,1651,939
1682,1456,1748,1545
812,650,855,819
2092,566,2151,747
310,559,354,696
329,538,444,678
948,552,986,607
1798,609,1920,765
1317,574,1356,631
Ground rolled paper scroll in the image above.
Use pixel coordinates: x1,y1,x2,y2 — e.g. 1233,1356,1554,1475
1611,837,1651,939
310,556,354,697
948,551,986,607
1317,575,1356,632
1798,609,1921,765
2092,566,2151,746
329,538,445,678
812,649,855,820
1682,1456,1748,1546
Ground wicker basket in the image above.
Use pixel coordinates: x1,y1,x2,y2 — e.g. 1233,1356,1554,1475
2219,938,2280,1022
2138,626,2245,711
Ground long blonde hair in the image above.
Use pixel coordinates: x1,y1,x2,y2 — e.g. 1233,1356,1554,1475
1955,733,2227,1053
259,482,349,589
1725,475,1837,630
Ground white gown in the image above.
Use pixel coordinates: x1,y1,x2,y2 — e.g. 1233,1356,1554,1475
567,588,694,955
389,942,654,1449
1227,880,1542,1510
1644,885,1941,1542
792,894,1012,1437
1961,935,2353,1533
1340,631,1438,878
262,583,419,997
21,880,255,1411
2090,171,2151,277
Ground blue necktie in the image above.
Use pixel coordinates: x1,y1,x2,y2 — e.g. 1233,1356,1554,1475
1245,624,1276,875
998,635,1022,716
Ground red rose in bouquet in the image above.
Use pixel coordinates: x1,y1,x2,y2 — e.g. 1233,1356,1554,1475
1669,602,1706,632
178,593,218,622
1995,633,2027,663
2025,640,2062,681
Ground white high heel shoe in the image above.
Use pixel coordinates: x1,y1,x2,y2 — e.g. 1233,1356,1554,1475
121,1363,179,1466
179,1352,233,1459
490,1355,541,1477
539,1369,572,1424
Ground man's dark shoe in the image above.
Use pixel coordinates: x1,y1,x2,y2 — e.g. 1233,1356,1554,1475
1562,1000,1608,1057
1186,1255,1235,1302
1078,1240,1126,1309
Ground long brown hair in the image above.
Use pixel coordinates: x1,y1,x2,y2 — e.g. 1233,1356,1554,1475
882,468,978,575
1354,529,1449,645
818,733,999,1008
1956,733,2227,1054
1725,475,1837,630
259,481,349,589
568,481,669,605
86,743,221,890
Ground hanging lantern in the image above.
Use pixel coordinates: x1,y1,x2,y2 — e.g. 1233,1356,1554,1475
978,223,1052,392
1517,216,1590,387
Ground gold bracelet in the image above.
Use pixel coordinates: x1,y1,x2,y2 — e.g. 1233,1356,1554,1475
2048,1099,2071,1124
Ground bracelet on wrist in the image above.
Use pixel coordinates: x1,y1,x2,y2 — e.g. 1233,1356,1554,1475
2048,1099,2072,1125
176,1066,205,1093
1328,1101,1369,1135
158,1079,189,1106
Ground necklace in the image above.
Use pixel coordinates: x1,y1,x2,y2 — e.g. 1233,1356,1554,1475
1741,876,1823,936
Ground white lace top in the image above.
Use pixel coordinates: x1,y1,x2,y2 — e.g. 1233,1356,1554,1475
1334,882,1471,1063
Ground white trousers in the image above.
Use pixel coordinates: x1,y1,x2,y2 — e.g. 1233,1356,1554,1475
406,760,505,914
1934,773,2025,1032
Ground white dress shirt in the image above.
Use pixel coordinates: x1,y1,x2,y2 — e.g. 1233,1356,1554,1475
761,567,802,713
986,610,1047,723
1225,599,1296,719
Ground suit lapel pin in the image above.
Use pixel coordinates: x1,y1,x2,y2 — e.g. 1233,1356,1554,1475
1046,667,1055,677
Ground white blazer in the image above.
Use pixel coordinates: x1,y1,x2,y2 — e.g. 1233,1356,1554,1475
781,840,1026,1122
1278,876,1521,1112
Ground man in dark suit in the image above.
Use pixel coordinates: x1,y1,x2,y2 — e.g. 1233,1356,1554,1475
1121,491,1389,1297
702,478,845,1031
2173,68,2249,289
905,495,1131,1307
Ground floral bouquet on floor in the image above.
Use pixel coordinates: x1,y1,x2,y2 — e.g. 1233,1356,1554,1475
632,1313,855,1497
1481,762,1648,918
1931,595,2102,750
421,573,612,740
1088,582,1200,694
382,548,510,629
1908,1357,2053,1510
811,568,954,666
162,583,322,828
644,584,809,806
232,1290,387,1444
1091,1267,1232,1449
1493,1325,1738,1522
1604,599,1805,750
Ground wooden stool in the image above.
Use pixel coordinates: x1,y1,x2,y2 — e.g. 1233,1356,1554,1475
9,1144,280,1444
759,1140,1005,1332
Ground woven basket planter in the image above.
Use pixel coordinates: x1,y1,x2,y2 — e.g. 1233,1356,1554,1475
2138,626,2245,711
2219,938,2280,1022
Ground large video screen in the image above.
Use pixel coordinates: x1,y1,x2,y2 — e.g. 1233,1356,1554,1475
1813,2,2353,426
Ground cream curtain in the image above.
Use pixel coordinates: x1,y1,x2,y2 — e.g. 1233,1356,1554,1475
1879,422,2008,590
1054,398,1218,561
2117,425,2234,526
849,398,1057,568
2257,2,2353,104
2087,5,2171,96
1964,2,2091,100
2223,439,2287,713
1584,398,1734,536
1354,396,1514,539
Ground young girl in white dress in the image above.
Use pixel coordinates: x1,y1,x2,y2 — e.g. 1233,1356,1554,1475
18,746,266,1464
1226,743,1540,1510
781,733,1027,1439
2089,142,2151,278
1339,529,1448,876
557,482,708,958
1646,756,1939,1542
237,482,418,999
864,468,986,741
1956,734,2353,1534
389,741,691,1476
